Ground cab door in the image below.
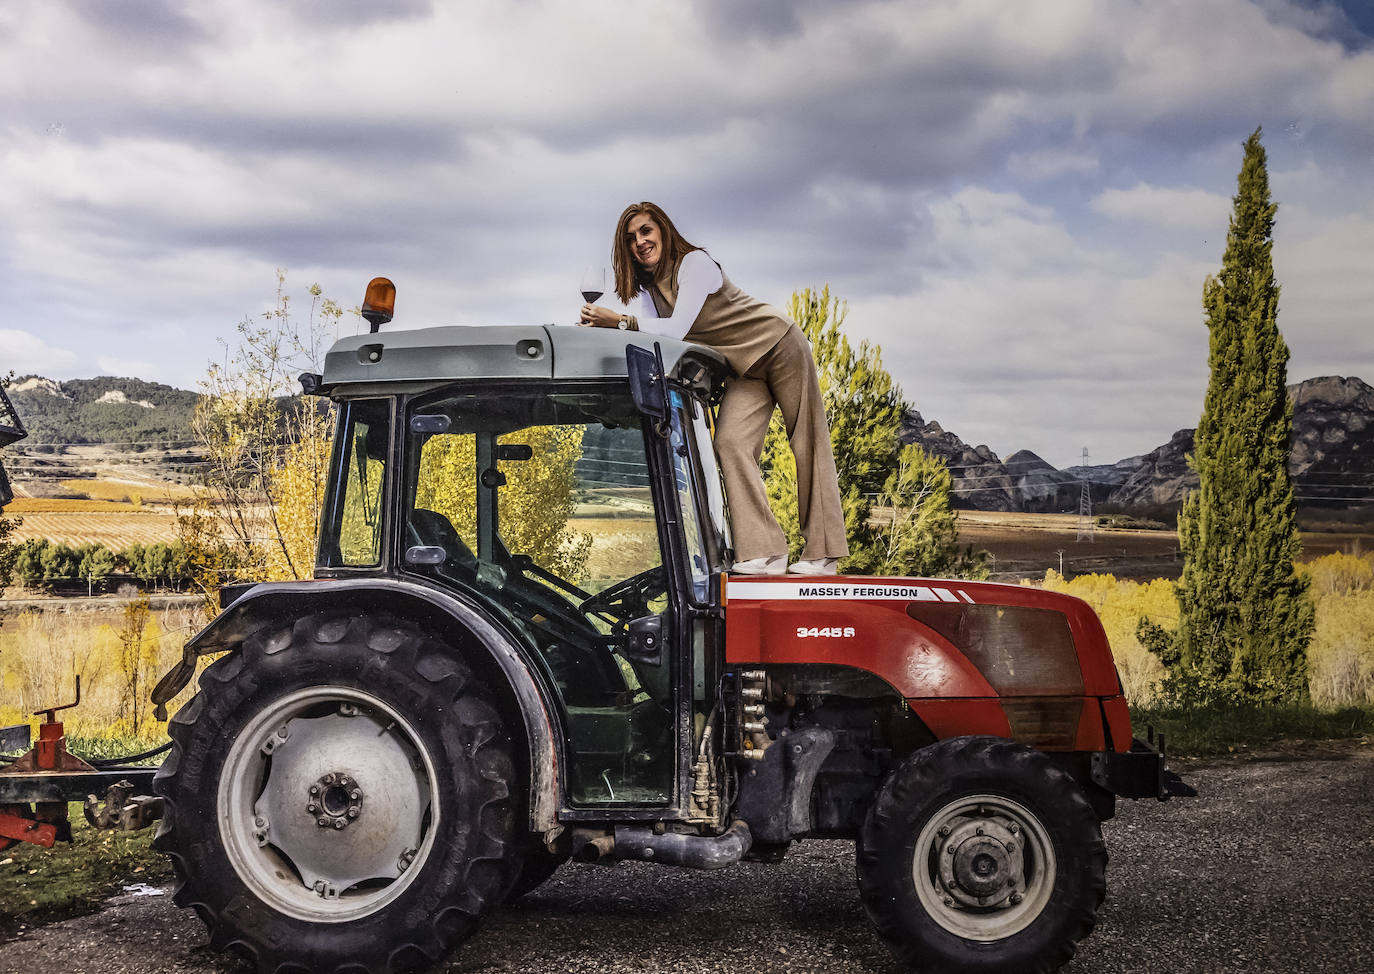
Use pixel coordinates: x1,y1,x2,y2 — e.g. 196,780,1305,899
397,385,682,811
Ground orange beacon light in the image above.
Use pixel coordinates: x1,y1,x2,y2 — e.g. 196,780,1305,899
361,277,396,333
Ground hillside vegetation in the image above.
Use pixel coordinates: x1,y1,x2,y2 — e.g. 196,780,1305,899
1034,549,1374,708
8,375,197,448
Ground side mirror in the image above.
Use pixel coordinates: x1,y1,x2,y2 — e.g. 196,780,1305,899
625,614,664,667
626,342,670,427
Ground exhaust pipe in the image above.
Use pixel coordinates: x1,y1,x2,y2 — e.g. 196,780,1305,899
611,819,752,870
573,833,616,863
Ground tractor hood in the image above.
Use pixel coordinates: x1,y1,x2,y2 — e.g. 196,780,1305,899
723,575,1126,751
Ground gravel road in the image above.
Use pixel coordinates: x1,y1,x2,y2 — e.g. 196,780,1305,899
2,746,1370,974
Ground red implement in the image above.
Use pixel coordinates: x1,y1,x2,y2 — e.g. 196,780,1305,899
0,804,57,849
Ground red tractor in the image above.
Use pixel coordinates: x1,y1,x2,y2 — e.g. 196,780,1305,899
135,293,1190,974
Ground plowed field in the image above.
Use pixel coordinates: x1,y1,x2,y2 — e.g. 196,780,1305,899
6,510,180,548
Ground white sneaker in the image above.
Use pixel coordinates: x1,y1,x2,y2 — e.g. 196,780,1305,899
731,555,787,575
788,557,839,576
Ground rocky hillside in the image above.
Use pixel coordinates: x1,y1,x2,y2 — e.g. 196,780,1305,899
6,375,197,448
902,375,1373,515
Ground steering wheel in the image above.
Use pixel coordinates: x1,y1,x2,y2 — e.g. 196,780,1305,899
579,566,668,633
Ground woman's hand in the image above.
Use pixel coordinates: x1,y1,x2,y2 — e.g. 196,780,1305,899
579,304,621,328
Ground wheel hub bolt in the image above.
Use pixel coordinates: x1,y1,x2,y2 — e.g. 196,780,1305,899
309,771,364,830
1011,892,1024,905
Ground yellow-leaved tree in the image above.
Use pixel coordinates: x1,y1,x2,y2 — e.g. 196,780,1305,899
181,273,345,610
414,427,591,583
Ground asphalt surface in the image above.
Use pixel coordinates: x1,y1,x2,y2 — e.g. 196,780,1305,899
1,746,1370,974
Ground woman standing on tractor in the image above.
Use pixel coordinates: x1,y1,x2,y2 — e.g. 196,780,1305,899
579,201,847,576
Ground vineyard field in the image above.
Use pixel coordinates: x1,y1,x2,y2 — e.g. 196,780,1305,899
59,476,199,505
7,511,181,548
6,497,143,513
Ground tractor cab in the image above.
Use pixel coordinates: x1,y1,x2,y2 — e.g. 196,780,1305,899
307,324,735,818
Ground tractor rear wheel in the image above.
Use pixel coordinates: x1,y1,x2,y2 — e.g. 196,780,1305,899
505,842,568,900
153,613,518,974
857,736,1106,974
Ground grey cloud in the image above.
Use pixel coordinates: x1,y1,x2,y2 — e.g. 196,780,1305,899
1252,0,1374,51
68,0,207,45
691,0,848,42
280,0,434,29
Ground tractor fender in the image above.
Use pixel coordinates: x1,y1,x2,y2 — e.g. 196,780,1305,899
151,577,560,831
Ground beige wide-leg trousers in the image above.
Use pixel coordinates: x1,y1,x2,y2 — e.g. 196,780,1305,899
715,323,850,562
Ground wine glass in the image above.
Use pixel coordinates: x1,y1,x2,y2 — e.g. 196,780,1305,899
580,267,605,323
580,266,605,303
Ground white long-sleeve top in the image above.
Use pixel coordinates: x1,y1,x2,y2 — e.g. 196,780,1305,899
631,250,723,340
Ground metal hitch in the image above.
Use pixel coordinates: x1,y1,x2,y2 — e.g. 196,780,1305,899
84,780,166,832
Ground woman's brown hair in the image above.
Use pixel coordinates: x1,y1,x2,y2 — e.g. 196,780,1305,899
612,202,699,303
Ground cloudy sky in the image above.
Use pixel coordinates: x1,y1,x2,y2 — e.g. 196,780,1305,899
2,0,1371,468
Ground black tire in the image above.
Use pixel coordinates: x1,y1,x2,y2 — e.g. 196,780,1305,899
505,843,568,901
153,613,518,974
857,736,1106,974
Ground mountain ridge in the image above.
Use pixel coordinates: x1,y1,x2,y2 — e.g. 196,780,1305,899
902,375,1372,516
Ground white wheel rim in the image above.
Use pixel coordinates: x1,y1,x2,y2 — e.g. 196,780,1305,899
218,686,438,922
912,793,1056,941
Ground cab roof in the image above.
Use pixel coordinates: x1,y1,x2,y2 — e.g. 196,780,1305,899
319,324,730,396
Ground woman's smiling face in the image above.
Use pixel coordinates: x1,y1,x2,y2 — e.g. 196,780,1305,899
625,211,663,271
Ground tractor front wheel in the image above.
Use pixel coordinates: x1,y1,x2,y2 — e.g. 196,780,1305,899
153,613,518,974
857,736,1106,974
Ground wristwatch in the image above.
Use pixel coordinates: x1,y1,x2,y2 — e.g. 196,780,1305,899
616,316,628,330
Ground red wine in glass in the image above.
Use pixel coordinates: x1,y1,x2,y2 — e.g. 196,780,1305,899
580,266,605,305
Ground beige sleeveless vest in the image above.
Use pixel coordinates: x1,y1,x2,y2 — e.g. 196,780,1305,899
649,253,792,377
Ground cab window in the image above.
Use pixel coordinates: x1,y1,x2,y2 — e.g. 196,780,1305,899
319,398,390,568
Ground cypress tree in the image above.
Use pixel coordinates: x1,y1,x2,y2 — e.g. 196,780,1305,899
1174,128,1314,703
